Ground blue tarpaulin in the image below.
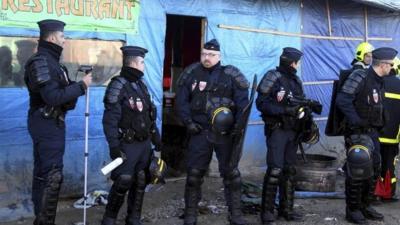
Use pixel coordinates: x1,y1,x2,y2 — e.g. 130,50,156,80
1,0,400,221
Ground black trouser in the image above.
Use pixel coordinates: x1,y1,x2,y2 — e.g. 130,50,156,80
261,127,299,221
103,139,152,221
184,129,244,224
28,109,65,225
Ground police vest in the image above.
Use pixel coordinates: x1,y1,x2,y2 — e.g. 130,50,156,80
354,71,385,128
188,65,236,117
116,77,154,140
259,70,305,129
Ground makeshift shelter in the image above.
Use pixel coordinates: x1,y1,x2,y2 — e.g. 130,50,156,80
0,0,399,221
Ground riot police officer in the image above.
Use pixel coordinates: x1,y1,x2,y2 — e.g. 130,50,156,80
175,39,249,225
256,47,309,225
336,47,398,224
101,46,162,225
25,19,92,225
377,57,400,201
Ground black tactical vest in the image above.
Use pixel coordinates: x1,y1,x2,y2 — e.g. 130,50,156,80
354,72,385,128
117,77,153,139
189,65,235,116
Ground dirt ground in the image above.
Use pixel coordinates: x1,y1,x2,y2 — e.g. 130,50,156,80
2,173,400,225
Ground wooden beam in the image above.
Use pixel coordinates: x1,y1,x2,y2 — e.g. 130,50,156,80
218,24,392,42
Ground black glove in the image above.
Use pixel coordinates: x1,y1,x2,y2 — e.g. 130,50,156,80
187,122,203,135
284,105,301,117
110,146,125,160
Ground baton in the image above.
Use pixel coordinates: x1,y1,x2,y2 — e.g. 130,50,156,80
101,157,124,175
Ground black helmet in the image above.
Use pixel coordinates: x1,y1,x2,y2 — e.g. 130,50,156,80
346,134,374,180
207,107,234,144
149,156,167,184
211,107,234,135
302,120,319,145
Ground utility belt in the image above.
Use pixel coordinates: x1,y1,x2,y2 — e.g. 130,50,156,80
119,128,149,143
33,106,66,123
263,116,299,131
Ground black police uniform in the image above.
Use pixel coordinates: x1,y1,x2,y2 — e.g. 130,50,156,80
256,47,305,224
378,72,400,200
175,39,249,225
101,46,161,225
336,47,398,223
25,20,87,225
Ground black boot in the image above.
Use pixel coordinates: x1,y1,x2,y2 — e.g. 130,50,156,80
34,168,63,225
223,169,248,225
126,171,146,225
361,171,384,221
102,175,132,225
183,169,204,225
345,178,367,224
278,166,303,222
260,168,281,225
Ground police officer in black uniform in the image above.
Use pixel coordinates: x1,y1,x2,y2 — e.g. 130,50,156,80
25,19,92,225
175,39,249,225
336,47,398,224
101,46,162,225
256,47,307,225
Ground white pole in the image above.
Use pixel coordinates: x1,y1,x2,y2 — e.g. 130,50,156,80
83,87,90,225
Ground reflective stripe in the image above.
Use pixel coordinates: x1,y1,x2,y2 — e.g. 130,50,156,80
379,137,399,144
391,177,397,184
385,92,400,100
349,145,370,158
379,125,400,144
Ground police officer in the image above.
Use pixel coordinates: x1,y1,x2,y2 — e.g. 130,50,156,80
336,47,398,224
25,19,92,225
101,46,162,225
175,39,249,225
377,57,400,201
352,42,374,70
256,47,307,225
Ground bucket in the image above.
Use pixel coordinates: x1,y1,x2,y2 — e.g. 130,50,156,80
295,154,338,192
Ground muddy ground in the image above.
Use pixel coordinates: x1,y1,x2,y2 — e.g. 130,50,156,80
2,173,400,225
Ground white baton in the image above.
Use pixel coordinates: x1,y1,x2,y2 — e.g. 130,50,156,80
101,157,124,175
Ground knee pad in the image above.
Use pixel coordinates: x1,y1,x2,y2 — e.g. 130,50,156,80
267,167,282,185
187,169,205,187
223,169,241,185
47,168,63,190
115,174,132,194
135,170,147,190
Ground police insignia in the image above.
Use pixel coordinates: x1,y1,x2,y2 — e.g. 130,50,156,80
136,98,143,111
192,80,197,91
129,97,135,109
277,87,285,102
199,81,207,91
373,89,379,103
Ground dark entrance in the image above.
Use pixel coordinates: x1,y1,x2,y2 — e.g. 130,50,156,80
161,14,205,176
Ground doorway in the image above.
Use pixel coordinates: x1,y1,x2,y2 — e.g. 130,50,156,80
161,14,206,176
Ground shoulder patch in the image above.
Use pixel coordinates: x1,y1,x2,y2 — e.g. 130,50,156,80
224,65,249,89
341,69,367,95
257,70,282,95
104,76,127,104
178,62,200,86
